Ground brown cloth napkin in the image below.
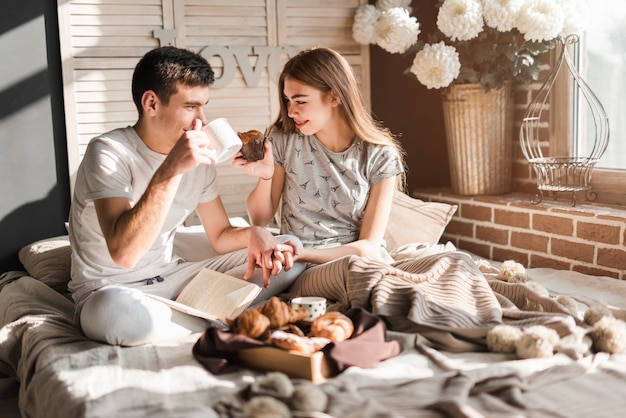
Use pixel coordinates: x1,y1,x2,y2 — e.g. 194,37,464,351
192,308,402,375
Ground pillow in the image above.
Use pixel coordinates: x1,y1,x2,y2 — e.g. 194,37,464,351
173,225,219,261
18,235,71,293
173,217,252,261
383,192,457,251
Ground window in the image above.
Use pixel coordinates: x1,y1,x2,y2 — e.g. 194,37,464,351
557,1,626,205
578,1,626,171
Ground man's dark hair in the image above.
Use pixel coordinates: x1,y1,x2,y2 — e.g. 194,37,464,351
131,46,215,116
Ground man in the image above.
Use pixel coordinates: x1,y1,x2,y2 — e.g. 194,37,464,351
68,46,303,346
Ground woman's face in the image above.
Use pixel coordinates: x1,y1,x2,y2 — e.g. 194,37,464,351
283,78,335,136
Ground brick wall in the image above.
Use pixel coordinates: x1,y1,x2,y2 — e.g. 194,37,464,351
412,61,626,280
513,83,543,195
413,190,626,280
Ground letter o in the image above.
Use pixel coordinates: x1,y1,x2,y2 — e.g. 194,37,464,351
199,45,236,89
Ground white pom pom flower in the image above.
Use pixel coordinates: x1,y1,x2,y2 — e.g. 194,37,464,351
559,0,589,37
375,7,420,54
352,4,381,45
517,0,565,42
437,0,484,41
482,0,525,32
410,42,460,89
375,0,412,13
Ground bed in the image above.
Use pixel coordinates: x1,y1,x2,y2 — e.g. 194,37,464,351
2,193,626,417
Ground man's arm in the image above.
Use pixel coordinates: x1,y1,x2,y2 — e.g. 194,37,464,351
195,197,296,286
96,119,216,269
94,170,182,269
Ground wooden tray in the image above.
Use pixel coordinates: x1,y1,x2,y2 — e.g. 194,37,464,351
236,346,337,383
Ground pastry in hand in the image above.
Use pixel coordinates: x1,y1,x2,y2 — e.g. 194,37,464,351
309,312,354,342
237,129,266,161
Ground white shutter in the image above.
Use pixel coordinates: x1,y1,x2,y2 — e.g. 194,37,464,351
58,0,369,217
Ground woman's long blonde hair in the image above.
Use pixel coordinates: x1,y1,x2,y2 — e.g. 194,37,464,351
271,47,406,190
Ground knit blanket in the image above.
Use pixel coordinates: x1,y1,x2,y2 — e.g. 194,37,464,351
288,251,580,352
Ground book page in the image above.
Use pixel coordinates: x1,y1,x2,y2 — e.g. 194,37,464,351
145,269,260,325
176,269,260,320
145,294,229,327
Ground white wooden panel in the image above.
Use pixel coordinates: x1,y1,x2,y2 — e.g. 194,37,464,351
59,0,370,217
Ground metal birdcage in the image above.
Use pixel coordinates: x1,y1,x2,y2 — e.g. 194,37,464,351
520,34,610,206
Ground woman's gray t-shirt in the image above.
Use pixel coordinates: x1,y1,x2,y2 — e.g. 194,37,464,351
269,129,403,248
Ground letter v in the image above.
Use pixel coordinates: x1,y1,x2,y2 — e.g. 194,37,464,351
231,46,270,88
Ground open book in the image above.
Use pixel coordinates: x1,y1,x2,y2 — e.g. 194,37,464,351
146,268,261,327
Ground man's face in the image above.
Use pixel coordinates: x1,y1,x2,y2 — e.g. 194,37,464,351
155,83,210,146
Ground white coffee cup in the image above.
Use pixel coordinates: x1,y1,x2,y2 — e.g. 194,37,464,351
291,297,327,322
204,117,242,163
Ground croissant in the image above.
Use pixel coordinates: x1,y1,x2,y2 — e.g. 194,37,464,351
228,309,270,339
257,296,310,328
309,312,354,342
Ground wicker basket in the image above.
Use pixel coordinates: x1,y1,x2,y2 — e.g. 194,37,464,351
442,82,514,195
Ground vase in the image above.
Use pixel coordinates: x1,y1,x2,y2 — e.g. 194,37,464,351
441,82,514,195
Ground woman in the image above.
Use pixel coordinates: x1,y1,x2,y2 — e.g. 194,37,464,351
235,47,405,291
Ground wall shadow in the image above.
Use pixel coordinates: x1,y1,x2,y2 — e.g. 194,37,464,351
0,0,69,273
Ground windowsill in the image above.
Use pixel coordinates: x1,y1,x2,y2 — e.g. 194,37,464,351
412,187,626,219
412,187,626,279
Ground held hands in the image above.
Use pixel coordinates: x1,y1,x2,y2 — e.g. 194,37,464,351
244,226,299,287
232,141,274,181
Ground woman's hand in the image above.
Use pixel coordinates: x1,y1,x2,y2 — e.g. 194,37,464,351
232,141,274,180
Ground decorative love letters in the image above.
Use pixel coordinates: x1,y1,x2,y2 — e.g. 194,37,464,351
199,45,300,88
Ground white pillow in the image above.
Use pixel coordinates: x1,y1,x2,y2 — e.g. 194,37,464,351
18,236,71,292
383,192,457,251
173,217,251,261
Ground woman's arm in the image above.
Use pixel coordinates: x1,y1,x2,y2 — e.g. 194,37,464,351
235,141,284,226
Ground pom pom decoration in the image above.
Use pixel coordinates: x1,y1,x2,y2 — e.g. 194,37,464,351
244,396,290,418
591,316,626,354
486,324,523,354
523,281,550,297
498,260,530,283
584,305,614,326
254,372,295,399
555,295,578,313
290,383,329,413
516,325,560,359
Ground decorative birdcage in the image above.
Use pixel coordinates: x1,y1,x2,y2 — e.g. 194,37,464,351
520,34,610,206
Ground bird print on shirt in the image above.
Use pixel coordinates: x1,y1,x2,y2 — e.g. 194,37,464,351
275,132,401,247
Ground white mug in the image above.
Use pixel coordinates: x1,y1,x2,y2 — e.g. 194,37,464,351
291,297,327,322
204,117,242,163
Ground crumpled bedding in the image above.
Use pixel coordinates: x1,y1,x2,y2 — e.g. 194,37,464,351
2,250,626,417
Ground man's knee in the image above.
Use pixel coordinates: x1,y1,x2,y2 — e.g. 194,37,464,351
80,286,167,346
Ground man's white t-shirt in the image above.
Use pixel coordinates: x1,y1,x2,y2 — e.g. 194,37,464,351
68,126,218,308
